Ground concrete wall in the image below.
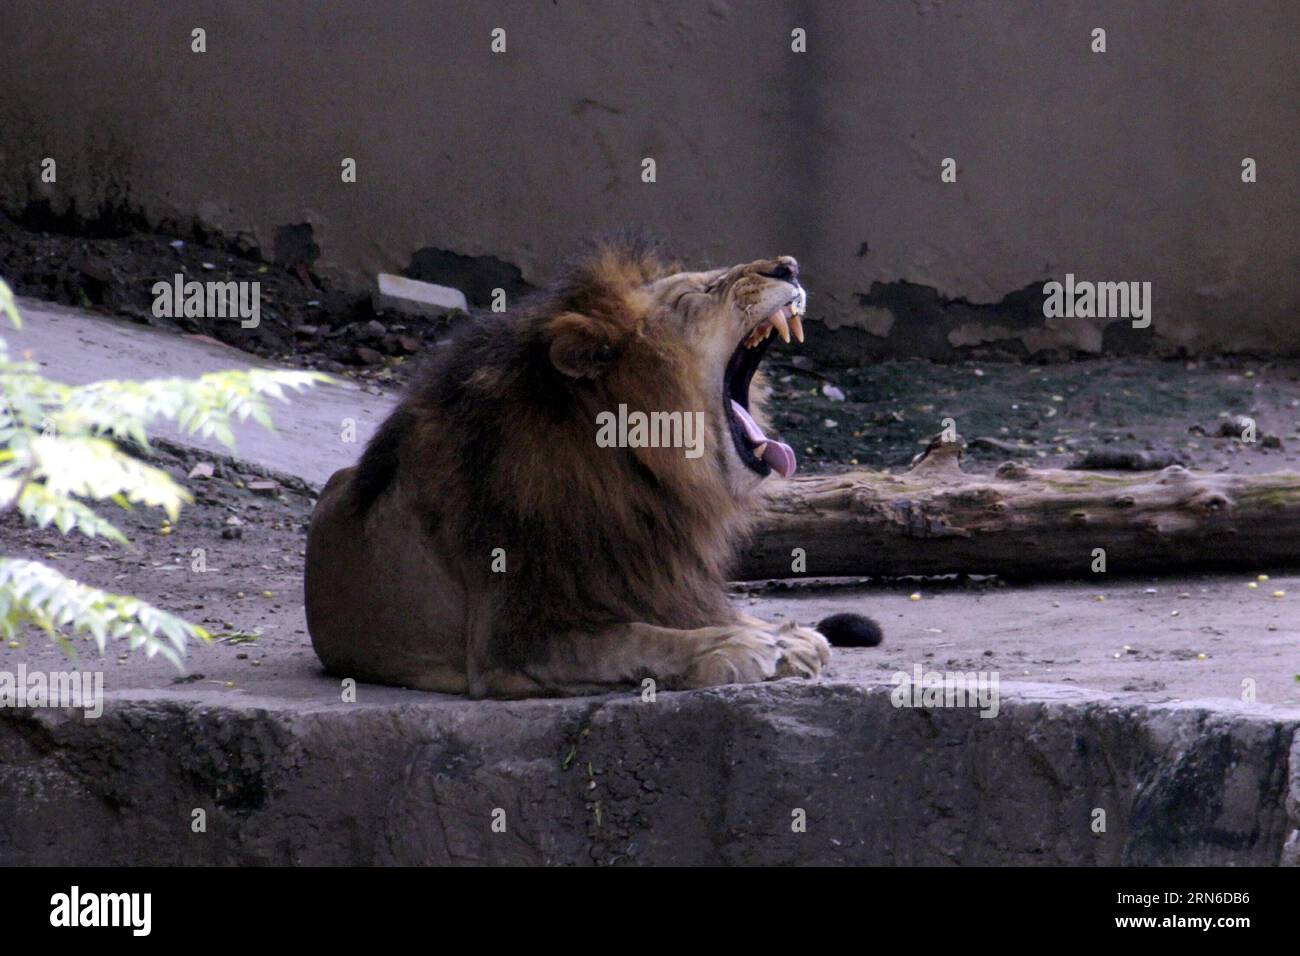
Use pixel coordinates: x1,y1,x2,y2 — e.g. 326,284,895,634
1,0,1296,359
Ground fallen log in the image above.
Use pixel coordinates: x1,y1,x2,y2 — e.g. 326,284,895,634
740,437,1300,580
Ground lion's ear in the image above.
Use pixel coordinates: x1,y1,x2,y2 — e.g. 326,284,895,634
548,312,620,379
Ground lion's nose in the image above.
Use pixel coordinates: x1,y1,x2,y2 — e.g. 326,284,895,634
758,257,799,283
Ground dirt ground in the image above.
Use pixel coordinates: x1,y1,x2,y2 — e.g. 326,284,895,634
0,443,318,689
2,219,1298,710
767,355,1300,474
0,210,442,387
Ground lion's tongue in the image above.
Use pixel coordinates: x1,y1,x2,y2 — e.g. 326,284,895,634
761,441,798,478
730,400,797,478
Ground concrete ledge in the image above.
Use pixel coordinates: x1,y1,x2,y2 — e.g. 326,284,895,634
1,681,1297,865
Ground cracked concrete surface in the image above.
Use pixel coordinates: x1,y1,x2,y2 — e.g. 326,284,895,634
2,679,1297,865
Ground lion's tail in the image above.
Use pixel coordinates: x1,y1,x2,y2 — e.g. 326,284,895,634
817,612,883,648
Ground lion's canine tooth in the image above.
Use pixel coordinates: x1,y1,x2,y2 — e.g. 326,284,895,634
790,313,804,343
770,308,791,343
753,442,768,458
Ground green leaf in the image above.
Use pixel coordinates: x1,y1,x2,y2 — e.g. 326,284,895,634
0,559,209,668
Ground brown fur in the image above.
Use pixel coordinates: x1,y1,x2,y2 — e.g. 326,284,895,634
305,241,832,697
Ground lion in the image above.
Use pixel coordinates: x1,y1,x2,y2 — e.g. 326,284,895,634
304,241,881,698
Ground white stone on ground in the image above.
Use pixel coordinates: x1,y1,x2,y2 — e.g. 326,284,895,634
372,273,468,317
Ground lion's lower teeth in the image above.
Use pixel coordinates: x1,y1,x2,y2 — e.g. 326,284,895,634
745,324,772,348
753,442,768,458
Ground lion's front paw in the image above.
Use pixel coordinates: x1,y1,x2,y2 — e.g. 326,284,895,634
682,624,830,688
774,621,832,675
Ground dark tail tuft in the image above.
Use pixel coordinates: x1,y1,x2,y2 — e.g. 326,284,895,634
817,612,883,647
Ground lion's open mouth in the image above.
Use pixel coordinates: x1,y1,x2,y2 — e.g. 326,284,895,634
723,297,805,479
